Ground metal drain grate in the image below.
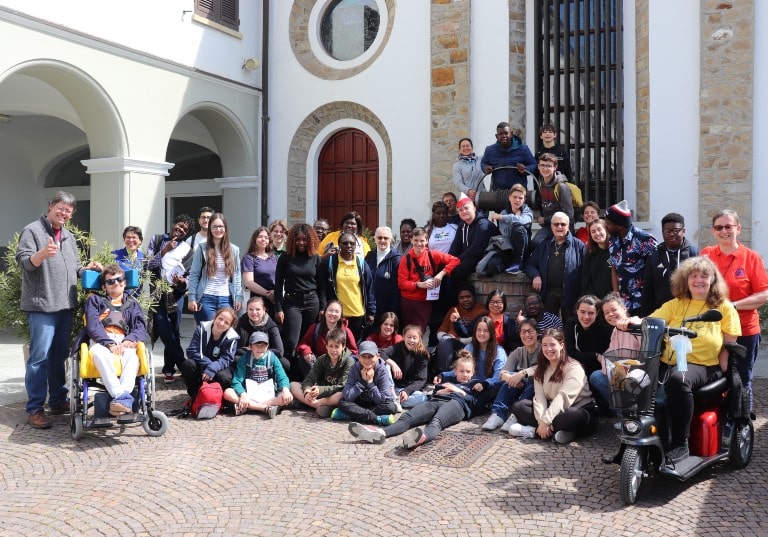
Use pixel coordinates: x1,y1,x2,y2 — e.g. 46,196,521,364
384,430,498,468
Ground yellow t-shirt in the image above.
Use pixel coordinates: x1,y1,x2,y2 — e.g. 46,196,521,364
335,257,365,318
651,298,741,366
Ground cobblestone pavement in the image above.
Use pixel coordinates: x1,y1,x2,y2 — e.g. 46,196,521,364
1,374,766,537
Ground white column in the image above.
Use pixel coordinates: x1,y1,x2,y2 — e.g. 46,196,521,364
214,176,260,251
81,157,173,248
470,0,510,146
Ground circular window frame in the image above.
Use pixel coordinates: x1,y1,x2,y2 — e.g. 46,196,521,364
290,0,396,80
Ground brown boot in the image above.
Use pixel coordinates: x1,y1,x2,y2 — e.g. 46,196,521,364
48,401,70,416
28,410,52,429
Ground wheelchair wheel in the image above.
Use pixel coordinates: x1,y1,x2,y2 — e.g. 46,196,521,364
729,419,754,469
71,414,85,441
143,410,169,437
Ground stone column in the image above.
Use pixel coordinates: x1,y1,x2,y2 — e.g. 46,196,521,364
81,157,173,247
215,176,259,251
430,0,471,201
698,1,755,246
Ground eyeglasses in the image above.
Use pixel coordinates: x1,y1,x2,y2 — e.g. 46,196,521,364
713,224,735,231
375,236,390,241
105,276,126,285
663,227,685,235
53,204,74,215
538,163,555,169
520,329,537,335
488,300,504,305
211,225,226,230
552,223,568,227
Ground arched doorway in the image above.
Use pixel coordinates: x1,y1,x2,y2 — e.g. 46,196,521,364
318,128,379,230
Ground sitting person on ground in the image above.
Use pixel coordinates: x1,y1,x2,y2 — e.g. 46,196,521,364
482,184,533,275
295,300,358,381
380,324,429,410
365,311,403,350
348,350,487,448
564,294,612,381
589,292,642,418
432,283,488,375
235,296,286,371
481,318,540,432
224,332,292,418
505,328,599,443
516,293,563,334
84,264,147,417
289,327,354,418
181,306,240,400
460,315,507,412
333,341,397,425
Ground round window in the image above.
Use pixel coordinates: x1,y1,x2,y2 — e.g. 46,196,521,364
320,0,381,61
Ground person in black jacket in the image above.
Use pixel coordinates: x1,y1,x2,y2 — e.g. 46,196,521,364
323,232,376,341
448,196,500,289
525,212,585,321
364,226,401,329
564,294,612,380
639,213,698,316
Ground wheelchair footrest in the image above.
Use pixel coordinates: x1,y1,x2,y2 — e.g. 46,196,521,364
86,418,114,428
116,413,146,424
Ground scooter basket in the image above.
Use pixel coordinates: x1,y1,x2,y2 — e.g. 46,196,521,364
603,349,660,411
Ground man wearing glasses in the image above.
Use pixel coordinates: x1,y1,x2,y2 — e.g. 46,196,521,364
639,213,698,316
532,152,574,248
186,206,215,251
524,212,585,320
16,191,103,429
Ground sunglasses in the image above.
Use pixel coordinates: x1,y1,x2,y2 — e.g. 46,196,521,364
552,223,568,227
105,276,126,285
713,224,735,231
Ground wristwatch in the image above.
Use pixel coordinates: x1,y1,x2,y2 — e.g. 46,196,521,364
522,370,529,379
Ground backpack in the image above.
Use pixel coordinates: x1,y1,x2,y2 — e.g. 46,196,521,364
191,381,223,419
553,177,584,209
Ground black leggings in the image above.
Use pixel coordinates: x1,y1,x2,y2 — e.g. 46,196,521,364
383,398,465,442
510,398,599,437
660,362,721,447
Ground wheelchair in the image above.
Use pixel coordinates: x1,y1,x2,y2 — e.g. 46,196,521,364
68,269,169,440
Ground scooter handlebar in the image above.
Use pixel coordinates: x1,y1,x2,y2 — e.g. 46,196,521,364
666,326,698,339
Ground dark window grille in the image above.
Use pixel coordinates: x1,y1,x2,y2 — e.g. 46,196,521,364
534,0,624,209
195,0,239,32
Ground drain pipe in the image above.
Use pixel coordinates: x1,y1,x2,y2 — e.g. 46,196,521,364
260,0,270,226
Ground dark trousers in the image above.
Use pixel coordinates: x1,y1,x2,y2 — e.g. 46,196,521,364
179,359,233,399
434,338,465,375
383,398,465,442
346,316,365,344
280,292,320,359
511,398,599,437
660,362,721,448
542,287,567,321
338,398,397,424
154,301,185,376
736,333,760,411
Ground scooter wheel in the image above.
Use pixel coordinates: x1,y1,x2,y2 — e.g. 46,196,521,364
620,446,645,505
729,419,754,469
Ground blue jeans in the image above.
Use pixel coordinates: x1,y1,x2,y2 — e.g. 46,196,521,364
589,369,614,413
154,300,185,375
26,310,73,414
194,294,233,324
736,333,760,412
490,378,534,418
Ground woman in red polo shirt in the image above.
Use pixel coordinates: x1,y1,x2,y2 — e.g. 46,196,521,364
701,209,768,413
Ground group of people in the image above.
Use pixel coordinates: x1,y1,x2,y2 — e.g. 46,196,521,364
16,150,767,459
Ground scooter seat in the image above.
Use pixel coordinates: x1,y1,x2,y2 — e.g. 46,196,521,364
693,375,728,403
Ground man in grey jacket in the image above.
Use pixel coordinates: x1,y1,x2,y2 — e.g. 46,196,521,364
16,191,101,429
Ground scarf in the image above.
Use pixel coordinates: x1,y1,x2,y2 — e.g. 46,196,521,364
457,153,477,162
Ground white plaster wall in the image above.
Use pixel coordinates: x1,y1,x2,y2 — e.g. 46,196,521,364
267,1,431,228
0,1,262,87
647,0,700,242
752,0,768,261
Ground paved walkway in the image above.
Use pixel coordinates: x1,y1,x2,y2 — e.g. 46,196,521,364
1,322,767,536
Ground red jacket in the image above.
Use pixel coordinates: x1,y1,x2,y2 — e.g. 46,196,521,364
296,319,358,357
397,248,459,302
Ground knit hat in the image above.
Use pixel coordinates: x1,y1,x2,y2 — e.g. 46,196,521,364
605,200,632,228
456,193,473,208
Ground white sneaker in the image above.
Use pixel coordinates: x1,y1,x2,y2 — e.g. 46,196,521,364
508,423,535,438
481,414,505,431
500,414,518,432
554,430,576,444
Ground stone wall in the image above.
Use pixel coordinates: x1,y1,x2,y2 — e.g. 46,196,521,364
469,273,534,313
430,0,471,203
509,0,527,135
635,1,650,221
698,0,755,247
